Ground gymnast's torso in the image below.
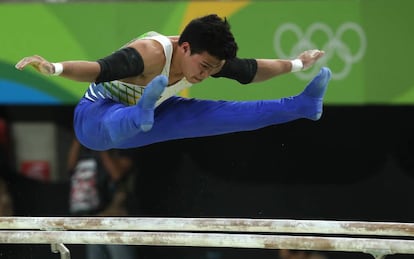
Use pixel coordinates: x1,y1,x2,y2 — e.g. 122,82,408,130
84,31,193,107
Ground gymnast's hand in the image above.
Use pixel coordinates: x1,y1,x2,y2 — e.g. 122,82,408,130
15,55,56,75
296,49,325,70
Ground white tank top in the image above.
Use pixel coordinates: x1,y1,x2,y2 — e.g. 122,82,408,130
84,31,193,107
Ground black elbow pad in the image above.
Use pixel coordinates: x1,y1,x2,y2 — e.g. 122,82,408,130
95,47,144,83
211,58,257,84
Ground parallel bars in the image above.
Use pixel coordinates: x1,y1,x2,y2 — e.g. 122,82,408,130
0,217,413,259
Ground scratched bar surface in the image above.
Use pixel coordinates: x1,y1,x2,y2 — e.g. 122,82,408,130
0,217,414,237
0,230,413,255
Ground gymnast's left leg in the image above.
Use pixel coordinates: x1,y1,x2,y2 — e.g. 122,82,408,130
115,67,332,148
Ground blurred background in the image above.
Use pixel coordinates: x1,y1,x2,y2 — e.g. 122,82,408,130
1,0,414,258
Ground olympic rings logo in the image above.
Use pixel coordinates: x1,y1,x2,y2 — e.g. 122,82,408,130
274,22,367,80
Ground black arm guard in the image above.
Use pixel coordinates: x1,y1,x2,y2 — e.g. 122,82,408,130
95,47,144,83
211,57,257,84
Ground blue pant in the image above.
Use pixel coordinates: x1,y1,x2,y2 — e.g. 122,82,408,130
74,67,331,151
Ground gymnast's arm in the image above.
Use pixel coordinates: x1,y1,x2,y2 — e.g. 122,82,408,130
253,49,325,82
212,49,324,84
15,55,100,82
14,40,157,83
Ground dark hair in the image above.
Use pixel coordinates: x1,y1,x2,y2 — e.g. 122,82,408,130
178,14,238,60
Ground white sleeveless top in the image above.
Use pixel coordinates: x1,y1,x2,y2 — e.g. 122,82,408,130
84,31,193,107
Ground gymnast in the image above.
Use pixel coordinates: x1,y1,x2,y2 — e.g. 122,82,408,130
15,14,331,151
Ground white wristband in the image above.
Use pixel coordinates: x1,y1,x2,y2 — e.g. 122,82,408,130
290,59,303,72
52,62,63,76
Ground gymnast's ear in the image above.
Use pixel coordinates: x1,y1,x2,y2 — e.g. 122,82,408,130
180,42,190,54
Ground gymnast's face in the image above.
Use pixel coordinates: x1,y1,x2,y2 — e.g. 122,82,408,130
180,43,223,84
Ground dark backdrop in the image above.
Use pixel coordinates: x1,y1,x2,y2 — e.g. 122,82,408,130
1,105,414,259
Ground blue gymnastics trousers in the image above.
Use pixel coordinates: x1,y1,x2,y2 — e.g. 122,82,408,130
74,67,331,151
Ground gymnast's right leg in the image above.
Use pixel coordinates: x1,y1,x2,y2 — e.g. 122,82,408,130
74,75,167,151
